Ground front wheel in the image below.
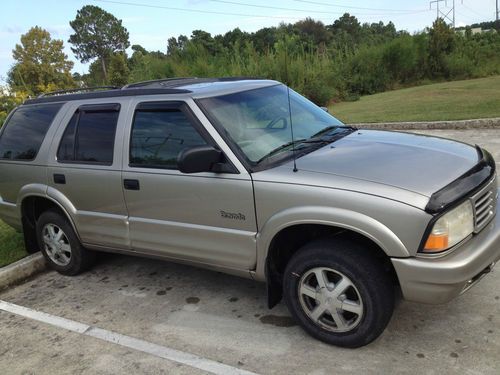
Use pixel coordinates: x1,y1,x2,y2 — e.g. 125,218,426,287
283,238,395,348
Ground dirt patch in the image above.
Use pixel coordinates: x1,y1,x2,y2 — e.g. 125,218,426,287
259,315,297,327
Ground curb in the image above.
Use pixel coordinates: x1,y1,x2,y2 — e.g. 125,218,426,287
0,253,47,290
352,117,500,130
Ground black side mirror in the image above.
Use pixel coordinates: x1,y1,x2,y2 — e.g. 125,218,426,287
177,145,224,174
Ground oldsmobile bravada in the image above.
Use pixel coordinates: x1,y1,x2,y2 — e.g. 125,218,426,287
0,78,498,347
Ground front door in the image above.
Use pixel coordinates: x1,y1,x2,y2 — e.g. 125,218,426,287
121,99,257,271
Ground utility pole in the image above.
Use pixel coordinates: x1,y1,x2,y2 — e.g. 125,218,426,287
453,0,455,28
430,0,444,21
496,0,499,21
430,0,461,28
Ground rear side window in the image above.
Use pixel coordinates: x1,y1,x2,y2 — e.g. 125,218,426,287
130,107,207,169
0,103,63,161
57,104,120,165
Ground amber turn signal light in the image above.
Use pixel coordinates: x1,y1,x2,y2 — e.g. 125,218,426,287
423,234,449,252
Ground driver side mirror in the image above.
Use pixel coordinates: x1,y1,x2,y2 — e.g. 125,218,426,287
178,145,230,174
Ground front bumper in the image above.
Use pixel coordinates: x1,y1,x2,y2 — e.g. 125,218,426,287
392,200,500,304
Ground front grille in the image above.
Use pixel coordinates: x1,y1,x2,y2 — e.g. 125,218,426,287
471,176,497,233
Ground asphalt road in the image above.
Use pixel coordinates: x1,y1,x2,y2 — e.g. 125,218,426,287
0,129,499,375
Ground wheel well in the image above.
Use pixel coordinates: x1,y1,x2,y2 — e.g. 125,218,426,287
21,196,69,253
265,224,399,308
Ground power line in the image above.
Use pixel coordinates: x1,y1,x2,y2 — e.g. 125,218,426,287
92,0,321,20
455,9,481,23
94,0,430,20
461,2,491,20
291,0,428,13
206,0,427,16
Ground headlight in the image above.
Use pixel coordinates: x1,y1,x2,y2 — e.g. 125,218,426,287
422,200,474,253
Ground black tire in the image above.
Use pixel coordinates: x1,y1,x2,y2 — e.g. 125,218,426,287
283,237,394,348
36,209,96,276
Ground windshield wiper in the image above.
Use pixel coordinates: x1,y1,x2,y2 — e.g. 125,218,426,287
257,126,357,164
256,138,327,163
310,125,357,139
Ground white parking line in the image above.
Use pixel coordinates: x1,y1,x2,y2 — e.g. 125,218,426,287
0,300,258,375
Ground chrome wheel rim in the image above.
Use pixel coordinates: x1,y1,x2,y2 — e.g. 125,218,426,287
42,224,72,266
298,267,364,333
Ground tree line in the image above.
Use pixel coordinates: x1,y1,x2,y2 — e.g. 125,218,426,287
1,5,500,125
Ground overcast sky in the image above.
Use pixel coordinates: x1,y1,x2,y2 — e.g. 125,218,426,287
0,0,497,84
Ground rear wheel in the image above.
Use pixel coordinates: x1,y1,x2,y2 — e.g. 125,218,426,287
283,237,395,348
36,210,95,276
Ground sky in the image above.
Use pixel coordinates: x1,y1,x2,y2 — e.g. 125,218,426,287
0,0,497,84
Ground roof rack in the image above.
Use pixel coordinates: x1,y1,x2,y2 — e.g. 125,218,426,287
25,87,191,105
37,86,119,98
122,77,197,89
24,77,266,105
123,76,262,89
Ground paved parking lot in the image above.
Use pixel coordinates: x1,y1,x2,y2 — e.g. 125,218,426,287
1,129,499,374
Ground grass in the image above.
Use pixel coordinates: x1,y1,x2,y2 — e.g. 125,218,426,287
0,220,27,268
329,76,500,123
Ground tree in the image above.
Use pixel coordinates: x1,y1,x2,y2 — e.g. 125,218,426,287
7,26,74,95
69,5,130,81
428,18,455,77
330,13,361,38
131,44,148,55
107,53,130,86
295,18,331,47
0,88,27,127
190,30,217,55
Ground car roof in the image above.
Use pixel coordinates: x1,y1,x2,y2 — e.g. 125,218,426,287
22,78,281,105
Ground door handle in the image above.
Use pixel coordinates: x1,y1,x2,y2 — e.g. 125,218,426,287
53,174,66,184
123,179,140,190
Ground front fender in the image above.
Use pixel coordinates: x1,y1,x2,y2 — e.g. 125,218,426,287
254,205,409,281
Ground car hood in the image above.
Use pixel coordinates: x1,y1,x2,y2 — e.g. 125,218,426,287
295,130,480,197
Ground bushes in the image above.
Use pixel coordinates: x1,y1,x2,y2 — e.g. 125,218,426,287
444,52,475,79
346,46,388,95
382,35,418,83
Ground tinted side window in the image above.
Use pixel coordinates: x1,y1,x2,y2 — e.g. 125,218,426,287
130,109,207,169
58,106,119,165
57,113,77,161
0,103,63,160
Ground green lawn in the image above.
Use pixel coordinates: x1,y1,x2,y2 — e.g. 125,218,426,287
0,220,27,267
329,76,500,123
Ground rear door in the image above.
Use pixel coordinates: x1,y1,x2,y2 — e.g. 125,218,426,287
47,100,130,249
121,99,257,271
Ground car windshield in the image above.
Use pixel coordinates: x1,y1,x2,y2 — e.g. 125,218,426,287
198,84,344,165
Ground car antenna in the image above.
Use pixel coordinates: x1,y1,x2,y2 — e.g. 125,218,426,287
284,44,298,173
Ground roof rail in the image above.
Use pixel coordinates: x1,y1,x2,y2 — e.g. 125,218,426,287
123,76,262,89
122,77,197,89
37,86,119,98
